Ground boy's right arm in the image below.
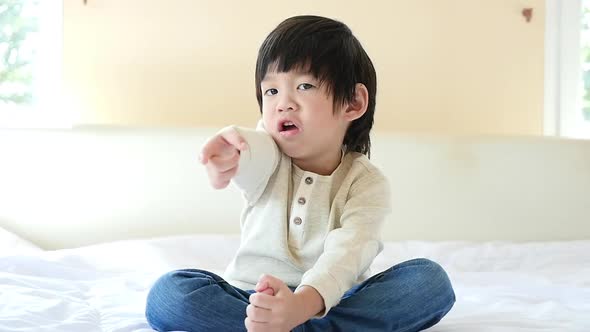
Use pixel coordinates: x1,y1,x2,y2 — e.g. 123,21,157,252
199,125,279,204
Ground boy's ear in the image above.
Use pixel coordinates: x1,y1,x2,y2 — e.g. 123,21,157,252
343,83,369,122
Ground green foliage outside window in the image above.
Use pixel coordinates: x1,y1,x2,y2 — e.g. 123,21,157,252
0,0,39,107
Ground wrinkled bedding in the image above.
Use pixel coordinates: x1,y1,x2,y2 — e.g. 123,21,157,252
1,232,589,331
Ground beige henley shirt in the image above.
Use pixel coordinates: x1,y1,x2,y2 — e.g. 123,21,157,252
222,126,392,315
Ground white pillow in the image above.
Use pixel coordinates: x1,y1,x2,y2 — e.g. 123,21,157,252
0,227,41,255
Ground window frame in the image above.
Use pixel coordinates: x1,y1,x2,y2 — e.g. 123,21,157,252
545,0,590,139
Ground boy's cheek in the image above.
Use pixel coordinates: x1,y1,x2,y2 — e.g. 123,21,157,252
259,116,273,133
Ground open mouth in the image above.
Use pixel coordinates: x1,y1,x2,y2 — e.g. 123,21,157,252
278,120,301,137
280,121,298,132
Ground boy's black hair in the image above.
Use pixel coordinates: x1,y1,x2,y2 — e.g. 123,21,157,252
255,15,377,157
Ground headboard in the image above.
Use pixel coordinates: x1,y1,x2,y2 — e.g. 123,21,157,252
1,127,589,249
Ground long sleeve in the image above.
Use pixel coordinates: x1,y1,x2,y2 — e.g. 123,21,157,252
296,172,392,316
231,126,280,205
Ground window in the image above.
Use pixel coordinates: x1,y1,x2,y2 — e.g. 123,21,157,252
0,0,68,128
581,2,590,123
0,1,37,108
546,0,590,139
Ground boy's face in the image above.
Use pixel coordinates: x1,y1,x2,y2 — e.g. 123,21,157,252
260,69,350,166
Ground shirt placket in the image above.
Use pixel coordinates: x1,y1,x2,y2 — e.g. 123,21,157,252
288,173,316,249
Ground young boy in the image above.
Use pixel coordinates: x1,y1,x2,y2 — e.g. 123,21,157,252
146,15,455,332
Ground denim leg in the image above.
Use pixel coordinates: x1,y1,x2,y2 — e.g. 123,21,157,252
145,269,252,332
295,258,456,332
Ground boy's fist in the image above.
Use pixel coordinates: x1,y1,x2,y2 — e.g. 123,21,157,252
199,127,248,189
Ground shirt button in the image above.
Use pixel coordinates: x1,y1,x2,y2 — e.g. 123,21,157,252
293,217,302,225
298,197,306,205
305,177,313,185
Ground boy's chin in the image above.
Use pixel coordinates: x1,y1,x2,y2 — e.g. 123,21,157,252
275,141,305,159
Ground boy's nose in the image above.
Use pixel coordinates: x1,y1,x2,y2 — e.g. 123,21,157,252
278,105,295,112
277,95,297,112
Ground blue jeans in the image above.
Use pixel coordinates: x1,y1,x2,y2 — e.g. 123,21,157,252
145,258,455,332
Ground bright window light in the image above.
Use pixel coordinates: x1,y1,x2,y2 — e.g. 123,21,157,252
0,0,70,128
546,0,590,139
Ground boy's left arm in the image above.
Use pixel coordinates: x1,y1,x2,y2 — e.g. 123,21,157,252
297,173,392,318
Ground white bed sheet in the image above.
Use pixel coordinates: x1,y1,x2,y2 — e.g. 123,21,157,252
1,233,589,332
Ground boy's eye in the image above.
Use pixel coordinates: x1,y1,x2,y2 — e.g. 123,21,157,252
264,88,278,96
298,83,314,90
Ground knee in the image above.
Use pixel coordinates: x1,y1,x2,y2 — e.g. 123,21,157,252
392,258,455,329
145,269,214,330
146,269,215,307
145,271,189,329
409,258,456,310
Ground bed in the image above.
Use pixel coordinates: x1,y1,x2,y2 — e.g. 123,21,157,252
2,230,589,331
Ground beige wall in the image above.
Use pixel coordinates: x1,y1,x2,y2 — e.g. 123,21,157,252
63,0,545,135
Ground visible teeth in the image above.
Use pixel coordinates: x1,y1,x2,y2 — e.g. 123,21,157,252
284,121,294,126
